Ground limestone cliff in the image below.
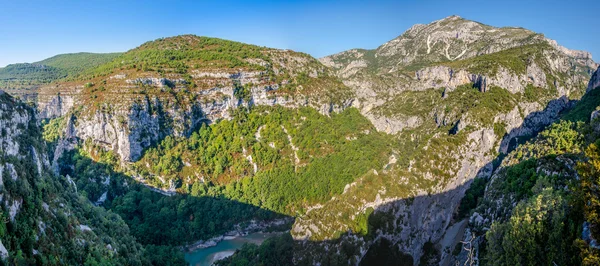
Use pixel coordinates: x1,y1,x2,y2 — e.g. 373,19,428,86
36,36,354,162
0,91,148,264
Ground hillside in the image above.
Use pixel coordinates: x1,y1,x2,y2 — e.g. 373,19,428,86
6,16,599,265
36,35,354,162
322,16,596,135
451,84,600,265
0,91,184,265
0,53,121,100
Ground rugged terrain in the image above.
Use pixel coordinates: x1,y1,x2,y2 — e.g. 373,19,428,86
0,15,598,265
0,90,185,265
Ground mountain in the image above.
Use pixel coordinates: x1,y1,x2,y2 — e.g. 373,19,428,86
1,15,599,265
322,15,596,133
36,35,353,162
0,53,122,100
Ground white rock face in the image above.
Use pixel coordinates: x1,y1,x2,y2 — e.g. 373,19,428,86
41,74,352,163
38,93,75,119
9,198,22,221
78,225,92,232
0,103,31,157
0,240,8,259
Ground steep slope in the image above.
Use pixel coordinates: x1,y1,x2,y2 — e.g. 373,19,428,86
37,36,360,262
266,17,598,265
39,35,353,163
451,84,600,265
322,15,596,134
0,90,181,265
214,72,600,266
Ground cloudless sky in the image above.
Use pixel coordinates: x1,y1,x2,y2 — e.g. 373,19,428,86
0,0,598,67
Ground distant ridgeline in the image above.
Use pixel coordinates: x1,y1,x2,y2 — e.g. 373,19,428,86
0,52,121,99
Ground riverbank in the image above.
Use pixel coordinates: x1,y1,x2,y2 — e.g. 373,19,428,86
183,218,294,252
185,232,283,266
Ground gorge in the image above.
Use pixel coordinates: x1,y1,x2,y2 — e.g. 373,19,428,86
0,14,599,266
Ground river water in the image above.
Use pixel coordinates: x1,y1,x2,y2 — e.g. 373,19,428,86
185,232,277,266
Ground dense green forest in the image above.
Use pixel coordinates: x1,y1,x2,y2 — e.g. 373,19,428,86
86,36,272,77
132,106,391,215
58,146,283,247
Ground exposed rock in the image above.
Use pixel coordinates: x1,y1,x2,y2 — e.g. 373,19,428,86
499,96,569,154
0,241,7,260
583,222,600,249
8,198,22,221
78,225,92,232
38,92,75,119
95,191,108,206
589,67,600,92
366,113,422,134
592,110,600,122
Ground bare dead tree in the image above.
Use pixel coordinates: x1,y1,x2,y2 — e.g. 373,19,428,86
455,234,477,266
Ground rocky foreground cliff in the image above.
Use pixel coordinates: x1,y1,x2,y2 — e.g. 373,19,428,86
0,91,168,264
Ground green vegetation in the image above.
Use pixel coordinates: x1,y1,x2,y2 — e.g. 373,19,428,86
579,138,600,264
563,86,600,122
485,187,581,266
475,98,600,265
457,177,488,219
58,146,282,248
41,117,65,143
215,234,294,266
498,159,542,200
134,106,391,214
0,53,121,88
85,36,272,78
360,238,413,266
37,53,122,77
439,43,552,76
376,84,518,128
0,94,184,265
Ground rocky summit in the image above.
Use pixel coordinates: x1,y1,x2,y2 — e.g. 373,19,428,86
1,12,600,266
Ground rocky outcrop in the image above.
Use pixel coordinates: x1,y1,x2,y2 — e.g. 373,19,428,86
589,67,600,92
38,92,76,119
413,65,534,94
498,96,569,153
35,36,354,163
365,113,422,134
41,74,352,162
322,16,596,138
0,91,152,263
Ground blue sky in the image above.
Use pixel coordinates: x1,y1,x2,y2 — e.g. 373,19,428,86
1,0,598,67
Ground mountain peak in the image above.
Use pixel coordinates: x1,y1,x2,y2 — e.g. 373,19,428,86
437,15,462,22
